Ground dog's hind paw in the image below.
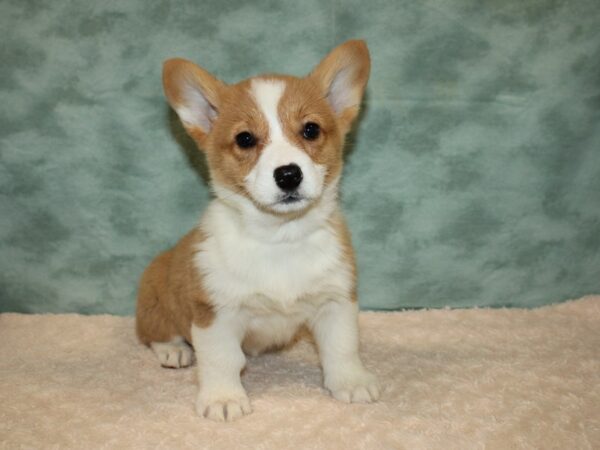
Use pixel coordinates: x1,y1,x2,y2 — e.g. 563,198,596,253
150,337,194,368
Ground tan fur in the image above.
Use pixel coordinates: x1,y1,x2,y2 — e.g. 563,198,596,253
161,40,370,203
278,76,345,185
136,229,213,345
180,74,346,204
136,40,370,346
162,58,225,144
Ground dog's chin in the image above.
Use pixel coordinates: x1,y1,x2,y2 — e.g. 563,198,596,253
268,195,312,215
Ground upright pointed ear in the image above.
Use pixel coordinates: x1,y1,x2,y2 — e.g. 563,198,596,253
162,58,225,144
308,40,370,135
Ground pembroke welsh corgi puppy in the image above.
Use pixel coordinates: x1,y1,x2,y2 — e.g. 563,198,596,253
136,40,379,421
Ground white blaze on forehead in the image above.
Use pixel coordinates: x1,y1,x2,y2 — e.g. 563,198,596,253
250,79,286,140
244,78,326,213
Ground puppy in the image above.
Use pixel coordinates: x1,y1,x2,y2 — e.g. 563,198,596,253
136,40,379,421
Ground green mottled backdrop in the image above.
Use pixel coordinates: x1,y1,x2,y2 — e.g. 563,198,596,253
1,0,599,314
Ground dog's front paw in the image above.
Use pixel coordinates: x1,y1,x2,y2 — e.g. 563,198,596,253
196,388,252,421
325,368,380,403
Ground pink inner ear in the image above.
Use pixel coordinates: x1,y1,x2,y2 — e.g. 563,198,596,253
177,84,218,132
327,66,356,114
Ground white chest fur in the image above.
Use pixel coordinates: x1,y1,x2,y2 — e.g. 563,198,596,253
195,198,352,310
193,187,354,351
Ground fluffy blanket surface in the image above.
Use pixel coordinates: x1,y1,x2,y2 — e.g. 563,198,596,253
1,297,599,449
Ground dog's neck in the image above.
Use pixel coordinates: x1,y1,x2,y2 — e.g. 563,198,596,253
210,180,341,244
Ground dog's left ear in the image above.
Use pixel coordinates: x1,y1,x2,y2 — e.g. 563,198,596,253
308,40,370,135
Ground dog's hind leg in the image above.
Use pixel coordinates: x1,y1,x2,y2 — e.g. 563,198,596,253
136,251,194,368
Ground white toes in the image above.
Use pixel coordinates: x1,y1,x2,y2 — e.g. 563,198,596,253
367,382,380,401
351,386,372,403
179,347,193,367
326,369,381,404
332,389,352,403
239,396,252,414
225,401,243,421
150,338,194,369
204,402,226,421
196,391,252,422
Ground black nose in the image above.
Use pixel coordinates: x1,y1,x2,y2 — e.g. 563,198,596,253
273,164,303,192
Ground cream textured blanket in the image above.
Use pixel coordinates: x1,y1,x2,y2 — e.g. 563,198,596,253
1,297,599,449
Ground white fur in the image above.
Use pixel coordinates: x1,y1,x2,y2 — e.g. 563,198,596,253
244,79,326,214
179,79,377,421
197,180,351,310
150,336,193,368
191,313,251,421
309,300,380,402
190,175,379,420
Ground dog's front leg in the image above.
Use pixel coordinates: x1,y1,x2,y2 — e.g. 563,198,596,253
191,311,251,421
310,300,380,403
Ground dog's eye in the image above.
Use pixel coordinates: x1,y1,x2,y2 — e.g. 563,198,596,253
235,131,257,149
302,122,320,140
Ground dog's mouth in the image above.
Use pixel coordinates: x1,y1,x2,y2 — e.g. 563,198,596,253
264,191,313,214
279,192,303,204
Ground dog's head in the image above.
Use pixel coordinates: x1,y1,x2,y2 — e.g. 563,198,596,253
163,40,370,216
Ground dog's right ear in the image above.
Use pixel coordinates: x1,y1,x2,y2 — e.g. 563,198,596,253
163,59,225,144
